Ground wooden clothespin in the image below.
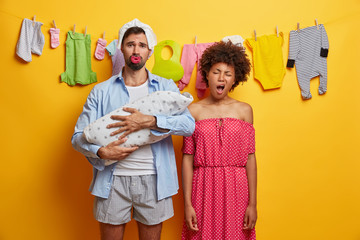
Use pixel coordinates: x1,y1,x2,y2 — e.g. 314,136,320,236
33,16,36,26
53,20,57,29
315,18,319,29
276,25,279,37
254,30,257,41
73,24,76,34
103,31,106,40
195,35,197,47
297,22,300,32
84,26,87,37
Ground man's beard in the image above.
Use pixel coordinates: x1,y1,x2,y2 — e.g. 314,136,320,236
126,55,146,71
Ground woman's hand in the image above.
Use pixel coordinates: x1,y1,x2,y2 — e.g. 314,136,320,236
243,205,257,230
184,205,199,231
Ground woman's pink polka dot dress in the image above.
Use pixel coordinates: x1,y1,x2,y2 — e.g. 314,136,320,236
182,118,256,240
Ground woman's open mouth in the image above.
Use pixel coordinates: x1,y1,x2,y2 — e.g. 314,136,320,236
216,85,225,94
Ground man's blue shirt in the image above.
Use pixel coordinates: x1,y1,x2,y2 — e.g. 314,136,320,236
71,70,195,200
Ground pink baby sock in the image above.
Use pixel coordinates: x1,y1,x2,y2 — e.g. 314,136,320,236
49,28,60,48
95,38,107,60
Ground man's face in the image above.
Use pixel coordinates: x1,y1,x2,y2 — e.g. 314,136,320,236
121,33,151,71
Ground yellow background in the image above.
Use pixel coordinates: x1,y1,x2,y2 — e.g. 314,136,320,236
1,0,359,239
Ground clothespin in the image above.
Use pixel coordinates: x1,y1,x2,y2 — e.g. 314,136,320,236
84,26,87,37
73,24,76,34
103,31,106,40
315,18,319,29
254,30,257,41
33,16,36,27
297,22,300,32
276,25,279,37
53,20,57,29
195,35,197,47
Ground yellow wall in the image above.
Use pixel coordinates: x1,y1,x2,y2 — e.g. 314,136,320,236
1,0,359,239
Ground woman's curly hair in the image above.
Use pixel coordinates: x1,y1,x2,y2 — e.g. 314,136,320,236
199,41,251,91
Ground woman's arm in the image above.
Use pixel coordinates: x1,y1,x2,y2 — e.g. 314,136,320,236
182,153,199,231
243,153,257,230
243,102,257,230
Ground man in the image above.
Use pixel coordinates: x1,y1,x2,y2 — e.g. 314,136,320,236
71,19,195,240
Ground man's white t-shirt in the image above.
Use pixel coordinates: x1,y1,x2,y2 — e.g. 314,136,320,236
113,80,156,176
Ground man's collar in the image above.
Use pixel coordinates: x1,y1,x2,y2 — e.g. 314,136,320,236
116,68,159,84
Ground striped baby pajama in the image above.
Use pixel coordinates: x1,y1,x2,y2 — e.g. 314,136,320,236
287,24,329,99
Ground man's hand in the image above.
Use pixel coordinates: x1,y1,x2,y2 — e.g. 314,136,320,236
107,107,156,138
97,137,139,161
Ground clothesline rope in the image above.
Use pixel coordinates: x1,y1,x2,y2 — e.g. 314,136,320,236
2,9,359,43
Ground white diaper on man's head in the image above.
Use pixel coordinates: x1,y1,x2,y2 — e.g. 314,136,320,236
117,18,157,55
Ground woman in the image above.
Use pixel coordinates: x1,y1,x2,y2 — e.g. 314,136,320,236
182,41,256,239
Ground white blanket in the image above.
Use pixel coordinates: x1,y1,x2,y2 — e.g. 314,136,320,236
83,90,193,151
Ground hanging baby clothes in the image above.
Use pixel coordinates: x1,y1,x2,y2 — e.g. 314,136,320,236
222,35,245,47
16,18,45,62
152,40,184,82
61,31,97,86
49,28,60,48
94,38,107,60
105,39,125,76
180,43,215,98
246,33,286,90
287,24,329,99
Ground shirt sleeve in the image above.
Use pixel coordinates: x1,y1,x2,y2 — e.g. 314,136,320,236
248,126,256,154
179,44,197,90
151,78,195,137
320,24,329,57
71,87,106,170
182,135,195,155
287,30,299,68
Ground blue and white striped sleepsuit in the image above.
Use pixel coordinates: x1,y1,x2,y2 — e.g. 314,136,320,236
287,24,329,99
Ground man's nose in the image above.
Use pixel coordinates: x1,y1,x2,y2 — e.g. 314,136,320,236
133,45,140,54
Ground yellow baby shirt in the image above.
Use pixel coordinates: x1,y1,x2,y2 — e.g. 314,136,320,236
246,32,285,90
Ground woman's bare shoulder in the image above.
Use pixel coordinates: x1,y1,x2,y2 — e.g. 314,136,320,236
233,101,254,124
188,100,208,120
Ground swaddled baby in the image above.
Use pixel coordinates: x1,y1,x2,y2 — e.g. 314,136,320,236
83,91,193,164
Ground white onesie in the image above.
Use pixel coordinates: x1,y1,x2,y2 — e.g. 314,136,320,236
16,18,45,62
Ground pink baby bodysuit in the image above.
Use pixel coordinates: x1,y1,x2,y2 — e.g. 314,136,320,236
179,43,214,98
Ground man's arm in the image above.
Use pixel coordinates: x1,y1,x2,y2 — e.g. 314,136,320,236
106,79,195,138
71,88,104,169
152,79,195,137
106,107,169,139
71,87,138,169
